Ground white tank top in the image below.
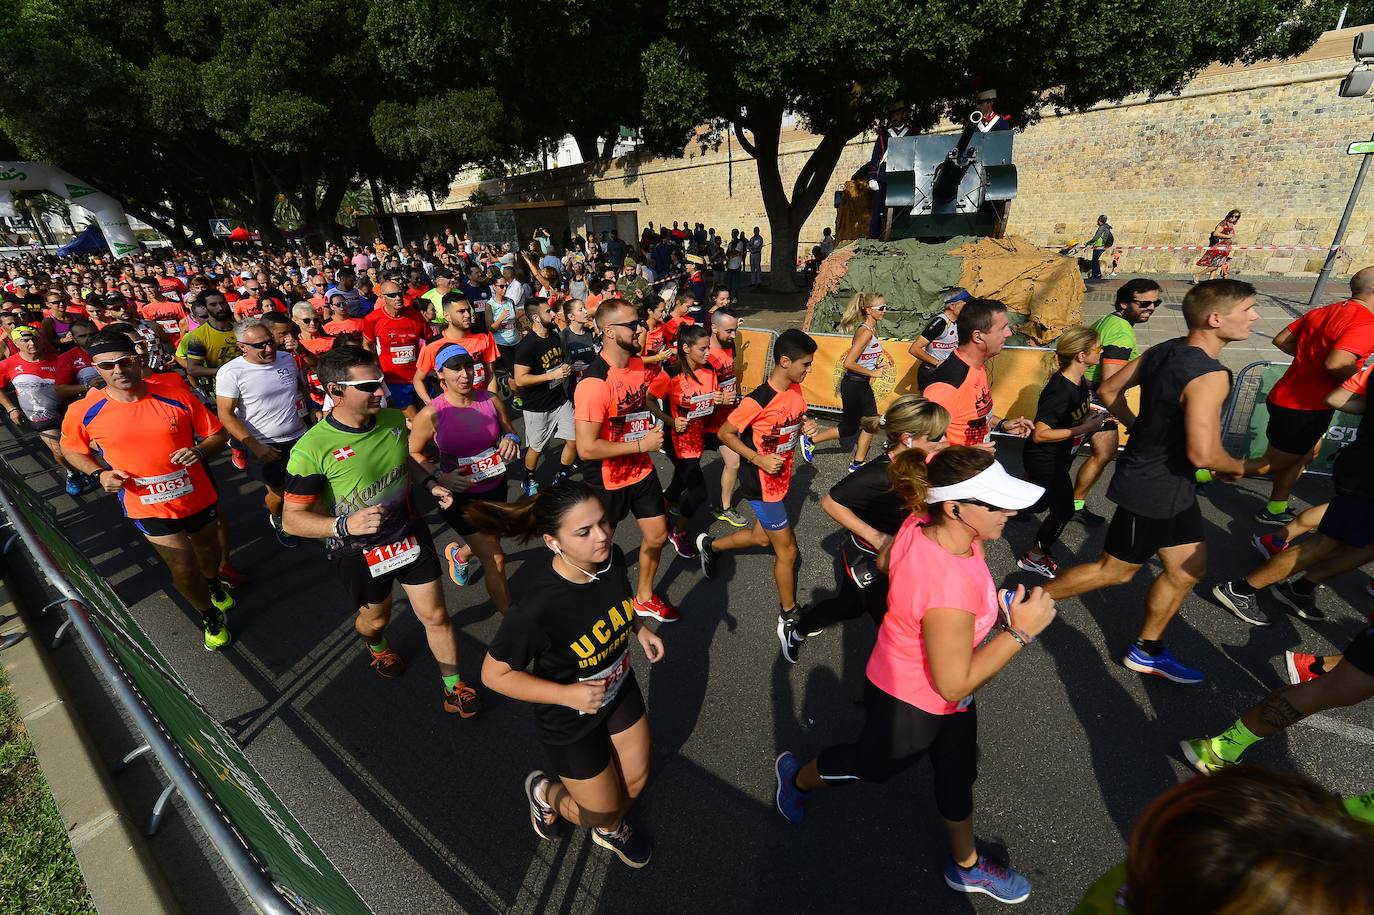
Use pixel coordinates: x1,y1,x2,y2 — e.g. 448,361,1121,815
924,315,959,363
856,332,884,370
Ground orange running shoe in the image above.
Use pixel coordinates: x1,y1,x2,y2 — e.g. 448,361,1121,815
444,681,482,717
368,647,406,679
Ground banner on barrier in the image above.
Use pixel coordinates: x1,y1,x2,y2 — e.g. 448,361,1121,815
734,327,775,398
0,461,370,915
1242,363,1356,468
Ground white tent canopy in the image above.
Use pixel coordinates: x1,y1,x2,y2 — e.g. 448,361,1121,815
0,162,139,257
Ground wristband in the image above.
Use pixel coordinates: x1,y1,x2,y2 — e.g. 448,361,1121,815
995,418,1007,433
503,432,521,446
1001,623,1035,647
335,513,351,540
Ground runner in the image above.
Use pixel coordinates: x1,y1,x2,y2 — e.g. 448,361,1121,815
778,395,950,663
1213,360,1374,625
324,295,364,336
412,294,498,403
292,302,333,357
58,331,234,649
773,447,1053,905
646,324,719,559
0,325,92,493
281,345,481,716
1071,279,1161,526
638,296,673,381
802,292,888,471
513,298,578,495
920,299,1033,447
472,480,664,868
559,298,599,392
361,280,427,418
1252,266,1374,525
177,290,239,403
696,330,818,621
703,309,746,527
909,290,967,389
139,289,189,347
408,343,520,615
488,278,521,392
1044,279,1269,684
1015,326,1108,579
216,318,310,547
572,297,679,624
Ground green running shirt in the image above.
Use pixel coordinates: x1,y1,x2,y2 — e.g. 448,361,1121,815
1085,312,1140,384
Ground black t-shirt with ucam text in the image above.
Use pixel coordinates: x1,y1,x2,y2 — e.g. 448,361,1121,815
513,328,569,413
486,547,639,744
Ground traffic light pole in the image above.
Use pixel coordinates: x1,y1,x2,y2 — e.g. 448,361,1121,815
1308,129,1374,309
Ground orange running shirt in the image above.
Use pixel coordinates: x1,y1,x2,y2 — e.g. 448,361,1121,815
415,332,497,391
728,380,805,503
60,376,222,520
574,356,654,490
704,345,736,434
922,352,992,446
649,364,718,459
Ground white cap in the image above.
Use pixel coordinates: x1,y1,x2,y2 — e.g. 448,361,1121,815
240,270,253,279
928,460,1043,510
976,89,997,102
12,277,27,286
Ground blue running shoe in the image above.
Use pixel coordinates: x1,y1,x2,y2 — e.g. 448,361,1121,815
1122,644,1203,685
64,473,83,497
591,820,652,868
799,434,815,464
943,855,1031,904
774,751,806,823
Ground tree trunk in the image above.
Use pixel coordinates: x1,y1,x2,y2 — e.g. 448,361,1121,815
368,177,395,245
314,170,349,244
737,107,856,294
123,202,191,249
249,160,286,247
572,131,601,163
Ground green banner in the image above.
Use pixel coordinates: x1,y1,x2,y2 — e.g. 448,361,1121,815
0,462,369,915
1242,363,1357,469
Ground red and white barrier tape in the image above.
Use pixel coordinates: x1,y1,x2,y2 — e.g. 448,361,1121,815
1106,243,1346,252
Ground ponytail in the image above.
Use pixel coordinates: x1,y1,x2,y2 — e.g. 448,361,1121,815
860,394,950,446
463,478,601,542
887,446,997,515
838,292,883,334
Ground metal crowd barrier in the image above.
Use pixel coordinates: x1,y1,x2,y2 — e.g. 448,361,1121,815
0,447,369,915
1220,359,1353,475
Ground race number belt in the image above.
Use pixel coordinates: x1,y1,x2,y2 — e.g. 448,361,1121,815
363,534,420,578
685,393,715,420
578,652,630,714
455,446,505,483
134,469,193,505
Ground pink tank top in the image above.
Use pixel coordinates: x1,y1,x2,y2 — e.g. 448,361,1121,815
433,390,505,493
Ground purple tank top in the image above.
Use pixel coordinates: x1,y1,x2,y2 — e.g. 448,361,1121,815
433,389,505,493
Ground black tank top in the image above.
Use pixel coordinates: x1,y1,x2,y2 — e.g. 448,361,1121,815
1107,338,1229,519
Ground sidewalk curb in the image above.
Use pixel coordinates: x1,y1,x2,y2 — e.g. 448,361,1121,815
1,599,182,915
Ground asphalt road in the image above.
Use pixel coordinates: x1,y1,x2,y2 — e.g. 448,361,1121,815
9,278,1374,915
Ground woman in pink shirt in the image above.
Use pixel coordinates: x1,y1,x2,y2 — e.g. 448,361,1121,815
773,447,1056,905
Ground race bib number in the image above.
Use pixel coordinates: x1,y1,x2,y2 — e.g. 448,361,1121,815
456,446,505,483
577,652,630,715
472,363,487,388
686,393,715,420
617,410,654,443
134,469,193,505
390,344,416,364
364,534,420,578
719,378,736,400
772,422,801,454
157,319,180,335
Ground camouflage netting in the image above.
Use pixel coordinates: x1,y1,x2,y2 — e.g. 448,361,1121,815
803,236,1084,346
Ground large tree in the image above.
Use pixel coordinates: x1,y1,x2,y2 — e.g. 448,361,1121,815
641,0,1344,292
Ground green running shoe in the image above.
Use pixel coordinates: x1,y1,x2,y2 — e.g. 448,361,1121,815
1180,737,1232,774
210,586,236,614
203,612,232,651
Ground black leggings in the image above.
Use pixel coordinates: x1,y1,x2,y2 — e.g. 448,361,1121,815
665,451,707,523
1024,456,1074,555
838,373,878,439
796,559,888,633
816,683,978,822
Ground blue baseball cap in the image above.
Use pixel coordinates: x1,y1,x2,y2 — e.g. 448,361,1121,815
435,343,472,371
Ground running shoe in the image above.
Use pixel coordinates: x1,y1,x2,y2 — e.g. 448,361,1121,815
633,594,680,623
777,614,804,665
1252,532,1289,560
64,473,83,497
696,534,718,578
591,821,652,868
218,563,245,590
667,526,698,559
230,445,247,470
1212,581,1270,626
774,751,806,824
1273,580,1324,621
268,512,298,548
443,682,482,717
1285,650,1323,685
209,587,235,614
368,647,406,678
1069,506,1107,527
80,472,100,493
800,433,815,464
1016,551,1058,579
847,461,862,474
1255,506,1296,525
942,855,1032,905
522,479,539,497
1179,737,1231,775
444,542,472,587
202,611,231,651
713,505,749,528
781,605,823,638
1122,644,1203,685
524,771,563,842
512,395,525,411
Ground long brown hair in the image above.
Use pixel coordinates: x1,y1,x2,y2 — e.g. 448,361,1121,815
463,479,602,542
887,446,995,514
1127,766,1374,914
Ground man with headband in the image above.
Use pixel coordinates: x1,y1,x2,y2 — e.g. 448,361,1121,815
59,330,235,650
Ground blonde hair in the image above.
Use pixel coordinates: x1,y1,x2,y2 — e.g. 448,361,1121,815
838,292,884,334
1055,325,1100,370
860,394,950,445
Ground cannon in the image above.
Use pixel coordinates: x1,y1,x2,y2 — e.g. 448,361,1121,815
880,113,1017,239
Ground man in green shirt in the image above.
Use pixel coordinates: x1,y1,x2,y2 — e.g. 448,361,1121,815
282,345,482,717
1072,278,1161,525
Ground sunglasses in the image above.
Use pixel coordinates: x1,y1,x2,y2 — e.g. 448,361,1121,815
94,356,139,371
380,291,402,299
333,379,385,394
959,498,1009,512
606,319,645,332
1130,299,1160,308
240,339,274,349
300,316,318,324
